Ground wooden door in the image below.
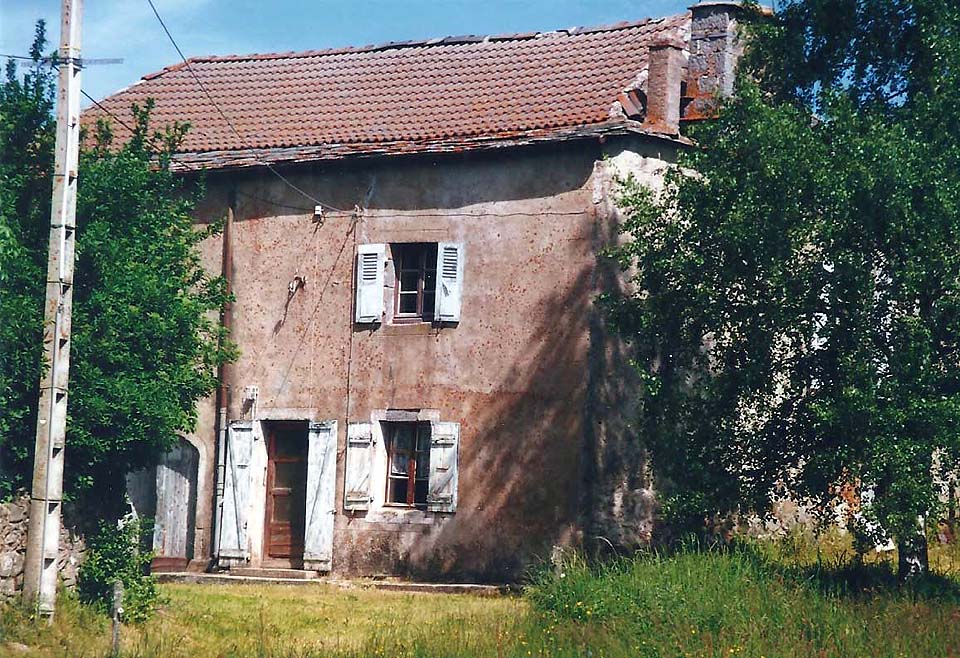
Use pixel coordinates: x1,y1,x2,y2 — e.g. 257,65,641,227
265,425,307,562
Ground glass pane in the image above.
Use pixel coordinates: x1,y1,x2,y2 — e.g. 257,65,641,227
424,269,437,289
272,495,292,522
274,462,302,490
389,478,409,504
415,479,429,505
391,451,410,476
416,425,431,451
399,293,418,314
399,271,420,293
422,292,435,316
397,245,417,270
393,424,414,450
415,453,429,479
273,431,302,458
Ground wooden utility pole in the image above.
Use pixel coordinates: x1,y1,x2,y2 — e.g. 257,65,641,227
23,0,82,618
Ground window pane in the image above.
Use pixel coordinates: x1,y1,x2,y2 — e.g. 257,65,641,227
415,454,429,479
398,293,418,314
424,269,436,289
422,292,435,316
394,424,414,450
391,451,410,476
389,478,408,504
415,479,429,505
272,432,302,458
416,425,431,451
274,462,303,490
399,270,420,293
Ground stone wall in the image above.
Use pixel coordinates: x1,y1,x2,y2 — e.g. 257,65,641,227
0,495,85,599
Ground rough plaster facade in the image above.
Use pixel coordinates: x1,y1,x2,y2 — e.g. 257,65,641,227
130,137,678,581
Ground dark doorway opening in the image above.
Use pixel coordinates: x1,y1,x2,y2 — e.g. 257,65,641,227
264,421,308,566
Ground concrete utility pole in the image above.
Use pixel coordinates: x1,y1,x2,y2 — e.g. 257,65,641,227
23,0,83,618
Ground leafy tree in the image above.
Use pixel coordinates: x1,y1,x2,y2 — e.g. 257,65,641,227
0,22,54,498
607,0,960,578
0,23,234,513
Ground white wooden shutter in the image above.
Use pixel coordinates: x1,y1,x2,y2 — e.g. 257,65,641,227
304,420,337,570
344,422,374,510
218,421,257,560
427,421,459,513
434,242,464,323
355,244,386,323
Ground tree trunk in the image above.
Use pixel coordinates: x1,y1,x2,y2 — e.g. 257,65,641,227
897,527,929,581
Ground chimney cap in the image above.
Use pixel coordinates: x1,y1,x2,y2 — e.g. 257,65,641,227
689,1,744,9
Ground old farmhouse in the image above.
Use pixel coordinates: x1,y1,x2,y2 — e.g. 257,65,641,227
87,2,745,581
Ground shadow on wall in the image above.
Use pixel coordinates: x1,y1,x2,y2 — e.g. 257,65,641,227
342,253,601,582
584,168,657,555
212,142,600,218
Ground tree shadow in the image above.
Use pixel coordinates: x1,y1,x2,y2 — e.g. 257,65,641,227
732,540,960,603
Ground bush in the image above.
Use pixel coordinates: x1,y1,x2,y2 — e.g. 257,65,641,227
77,517,162,623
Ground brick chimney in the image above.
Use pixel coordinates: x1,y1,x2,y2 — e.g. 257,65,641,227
684,1,745,120
641,37,686,136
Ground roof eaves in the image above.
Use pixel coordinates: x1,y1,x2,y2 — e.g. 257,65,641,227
168,120,691,172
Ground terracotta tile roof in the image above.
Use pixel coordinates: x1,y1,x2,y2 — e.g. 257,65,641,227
83,13,689,168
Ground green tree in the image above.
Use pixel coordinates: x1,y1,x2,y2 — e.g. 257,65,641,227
0,23,234,512
0,23,54,498
608,1,960,578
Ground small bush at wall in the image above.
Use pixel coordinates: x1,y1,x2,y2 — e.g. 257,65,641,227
77,517,162,623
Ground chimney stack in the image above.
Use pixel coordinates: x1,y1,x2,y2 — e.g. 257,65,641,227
684,1,744,120
642,37,686,136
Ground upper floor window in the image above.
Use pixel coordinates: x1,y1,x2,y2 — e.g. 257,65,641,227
354,241,464,325
393,243,437,323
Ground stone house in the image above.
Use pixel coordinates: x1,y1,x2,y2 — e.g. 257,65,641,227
88,2,745,581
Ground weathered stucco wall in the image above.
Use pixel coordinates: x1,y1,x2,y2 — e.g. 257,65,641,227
176,136,678,580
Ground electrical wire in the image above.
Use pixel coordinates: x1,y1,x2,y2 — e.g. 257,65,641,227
143,0,349,213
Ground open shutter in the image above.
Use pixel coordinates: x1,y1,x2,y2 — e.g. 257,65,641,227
434,242,465,323
344,422,374,510
218,421,257,560
304,420,337,570
427,421,460,513
355,244,386,323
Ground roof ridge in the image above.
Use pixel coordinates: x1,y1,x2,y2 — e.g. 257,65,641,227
139,12,687,81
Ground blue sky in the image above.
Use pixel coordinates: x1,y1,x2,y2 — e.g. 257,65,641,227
1,0,691,103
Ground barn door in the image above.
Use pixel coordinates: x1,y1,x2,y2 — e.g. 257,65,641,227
153,439,198,569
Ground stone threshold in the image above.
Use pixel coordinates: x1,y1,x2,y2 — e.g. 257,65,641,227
154,571,515,596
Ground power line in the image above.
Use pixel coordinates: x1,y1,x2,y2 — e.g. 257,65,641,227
143,0,348,214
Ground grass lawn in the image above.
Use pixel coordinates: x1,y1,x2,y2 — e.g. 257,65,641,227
3,540,960,658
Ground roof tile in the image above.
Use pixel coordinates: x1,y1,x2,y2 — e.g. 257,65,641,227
83,13,689,164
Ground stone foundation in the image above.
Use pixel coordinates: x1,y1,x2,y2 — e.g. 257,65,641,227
0,495,85,599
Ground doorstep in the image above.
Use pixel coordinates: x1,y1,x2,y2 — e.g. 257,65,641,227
154,571,514,595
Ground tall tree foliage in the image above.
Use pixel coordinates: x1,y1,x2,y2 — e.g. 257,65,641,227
608,0,960,577
0,24,234,510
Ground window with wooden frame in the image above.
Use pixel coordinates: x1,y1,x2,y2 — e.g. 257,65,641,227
384,422,431,507
392,243,437,323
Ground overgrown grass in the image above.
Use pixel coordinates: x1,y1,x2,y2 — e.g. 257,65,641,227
3,540,960,658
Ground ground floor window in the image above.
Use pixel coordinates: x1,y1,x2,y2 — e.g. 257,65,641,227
385,422,431,507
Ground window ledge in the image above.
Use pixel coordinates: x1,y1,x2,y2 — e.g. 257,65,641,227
363,508,439,525
381,322,439,337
